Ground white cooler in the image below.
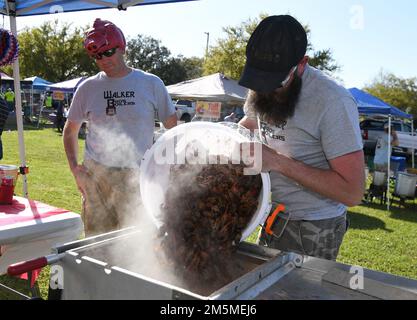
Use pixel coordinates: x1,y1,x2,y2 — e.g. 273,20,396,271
0,196,83,275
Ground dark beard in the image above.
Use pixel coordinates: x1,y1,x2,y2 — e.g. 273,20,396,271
247,75,303,125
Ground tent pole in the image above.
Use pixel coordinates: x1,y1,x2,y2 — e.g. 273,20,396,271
10,15,29,198
412,119,415,169
387,116,391,211
30,85,33,117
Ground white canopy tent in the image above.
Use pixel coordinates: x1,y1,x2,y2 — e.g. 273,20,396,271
167,73,248,105
0,72,13,81
0,0,197,198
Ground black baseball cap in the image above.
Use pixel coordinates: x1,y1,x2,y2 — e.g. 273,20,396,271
239,15,307,93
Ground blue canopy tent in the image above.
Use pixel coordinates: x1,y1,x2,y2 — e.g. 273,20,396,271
22,76,53,118
47,77,86,93
349,87,415,210
36,77,87,127
24,76,52,90
0,0,197,197
349,87,412,119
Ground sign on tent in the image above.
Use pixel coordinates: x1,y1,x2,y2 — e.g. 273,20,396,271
52,91,65,101
196,101,222,119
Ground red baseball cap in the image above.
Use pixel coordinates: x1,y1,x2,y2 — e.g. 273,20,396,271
84,19,126,56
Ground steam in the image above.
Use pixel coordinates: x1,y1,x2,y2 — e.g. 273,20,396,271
86,122,193,291
86,121,144,168
83,122,265,295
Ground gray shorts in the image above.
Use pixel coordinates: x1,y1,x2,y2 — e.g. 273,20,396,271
258,213,348,261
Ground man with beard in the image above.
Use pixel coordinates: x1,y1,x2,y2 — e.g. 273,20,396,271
239,15,365,261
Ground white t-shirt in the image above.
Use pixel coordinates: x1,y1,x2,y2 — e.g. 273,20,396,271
68,69,175,168
244,65,363,220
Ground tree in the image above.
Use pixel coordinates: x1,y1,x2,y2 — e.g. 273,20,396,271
12,22,203,85
308,49,339,74
154,55,204,85
125,35,203,85
203,14,340,80
126,35,171,73
13,21,98,82
364,71,417,120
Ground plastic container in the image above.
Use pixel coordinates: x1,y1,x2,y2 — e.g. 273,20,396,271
372,171,386,187
140,121,272,241
394,173,417,197
407,168,417,175
0,164,19,205
390,156,406,172
364,167,369,188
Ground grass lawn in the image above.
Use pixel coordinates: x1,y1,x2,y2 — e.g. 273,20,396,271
0,126,416,299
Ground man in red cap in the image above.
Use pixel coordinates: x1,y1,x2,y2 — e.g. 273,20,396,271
239,15,365,260
63,19,177,236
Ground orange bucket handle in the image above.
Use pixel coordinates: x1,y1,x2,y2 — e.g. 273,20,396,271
265,204,285,235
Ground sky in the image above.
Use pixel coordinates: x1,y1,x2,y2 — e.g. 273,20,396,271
2,0,417,89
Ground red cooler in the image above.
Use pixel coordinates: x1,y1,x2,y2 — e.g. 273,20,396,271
0,165,18,205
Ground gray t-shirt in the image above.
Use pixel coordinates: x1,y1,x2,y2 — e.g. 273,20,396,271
68,69,175,168
244,65,363,220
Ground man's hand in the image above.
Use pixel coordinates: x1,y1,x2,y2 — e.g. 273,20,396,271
71,164,90,198
240,142,280,174
260,143,282,172
163,114,178,129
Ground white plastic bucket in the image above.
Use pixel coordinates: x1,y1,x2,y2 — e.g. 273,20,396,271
395,173,417,197
373,171,386,186
140,122,272,241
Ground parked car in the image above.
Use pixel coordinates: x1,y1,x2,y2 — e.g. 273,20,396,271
360,118,416,158
173,100,195,123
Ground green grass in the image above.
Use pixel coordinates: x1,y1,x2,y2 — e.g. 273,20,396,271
1,125,83,300
1,126,83,212
0,126,416,299
340,203,417,279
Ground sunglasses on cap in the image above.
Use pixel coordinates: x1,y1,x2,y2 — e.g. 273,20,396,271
92,47,117,60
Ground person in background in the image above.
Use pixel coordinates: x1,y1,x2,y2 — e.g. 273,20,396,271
373,123,399,171
0,75,10,159
4,88,15,112
63,18,177,236
44,92,53,109
238,15,365,261
55,99,65,133
224,112,237,123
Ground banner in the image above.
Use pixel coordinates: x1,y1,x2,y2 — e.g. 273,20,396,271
52,91,65,101
196,101,222,119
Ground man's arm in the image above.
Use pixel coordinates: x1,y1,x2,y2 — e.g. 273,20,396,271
239,116,365,207
63,120,82,171
163,113,178,129
63,120,89,196
262,145,365,207
392,131,399,147
239,116,258,131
